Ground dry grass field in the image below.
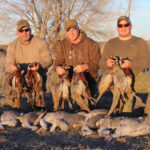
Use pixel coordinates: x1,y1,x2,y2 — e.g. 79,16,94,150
0,44,150,149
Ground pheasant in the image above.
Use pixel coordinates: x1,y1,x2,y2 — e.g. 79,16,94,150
96,56,143,116
25,63,45,108
52,66,72,111
70,71,91,112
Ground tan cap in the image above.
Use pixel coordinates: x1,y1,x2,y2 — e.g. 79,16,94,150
117,16,131,25
64,19,78,31
16,19,30,31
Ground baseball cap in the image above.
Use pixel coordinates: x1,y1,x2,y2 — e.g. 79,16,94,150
64,19,78,31
16,19,30,31
117,16,131,25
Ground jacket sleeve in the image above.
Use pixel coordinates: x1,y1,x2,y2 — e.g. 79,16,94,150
53,42,65,70
39,40,53,69
5,44,16,73
88,42,101,78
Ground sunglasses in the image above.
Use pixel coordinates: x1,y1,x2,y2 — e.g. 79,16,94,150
19,28,30,33
118,23,130,28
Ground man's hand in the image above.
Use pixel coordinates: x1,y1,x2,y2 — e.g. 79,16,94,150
11,64,18,72
121,59,132,68
107,58,114,68
73,64,89,73
56,66,66,75
30,63,40,71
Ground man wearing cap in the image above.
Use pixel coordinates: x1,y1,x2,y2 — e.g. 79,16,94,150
54,19,101,99
100,16,150,113
5,19,52,108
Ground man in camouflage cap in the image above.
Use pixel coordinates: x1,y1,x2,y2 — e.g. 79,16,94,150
100,16,150,114
5,19,52,108
54,19,101,111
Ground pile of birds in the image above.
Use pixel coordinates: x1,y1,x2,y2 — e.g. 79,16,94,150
95,56,145,116
52,66,95,113
4,63,44,109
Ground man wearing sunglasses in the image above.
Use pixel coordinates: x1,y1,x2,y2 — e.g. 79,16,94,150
100,16,150,114
5,19,52,108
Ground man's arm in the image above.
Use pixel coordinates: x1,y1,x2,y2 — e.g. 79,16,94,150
132,39,150,74
87,41,101,78
99,42,112,70
53,42,66,74
5,44,16,73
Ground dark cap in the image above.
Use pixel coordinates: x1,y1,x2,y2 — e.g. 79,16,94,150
117,16,131,25
64,19,78,31
16,19,30,31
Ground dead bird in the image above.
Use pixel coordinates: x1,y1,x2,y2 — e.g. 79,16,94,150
25,63,45,108
52,66,72,111
7,64,24,108
96,56,144,116
71,71,94,112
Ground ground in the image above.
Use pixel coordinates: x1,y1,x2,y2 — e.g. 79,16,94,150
0,127,150,150
0,92,150,150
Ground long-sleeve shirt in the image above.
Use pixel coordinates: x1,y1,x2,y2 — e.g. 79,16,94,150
100,36,150,75
6,35,52,73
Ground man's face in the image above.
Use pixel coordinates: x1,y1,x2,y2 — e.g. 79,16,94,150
117,20,132,38
16,26,31,42
66,27,79,42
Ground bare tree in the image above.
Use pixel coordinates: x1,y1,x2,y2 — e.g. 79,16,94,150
0,0,117,49
126,0,132,17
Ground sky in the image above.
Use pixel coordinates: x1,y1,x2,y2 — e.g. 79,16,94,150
106,0,150,41
0,0,150,45
129,0,150,40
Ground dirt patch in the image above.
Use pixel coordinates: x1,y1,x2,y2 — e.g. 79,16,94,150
0,126,150,150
